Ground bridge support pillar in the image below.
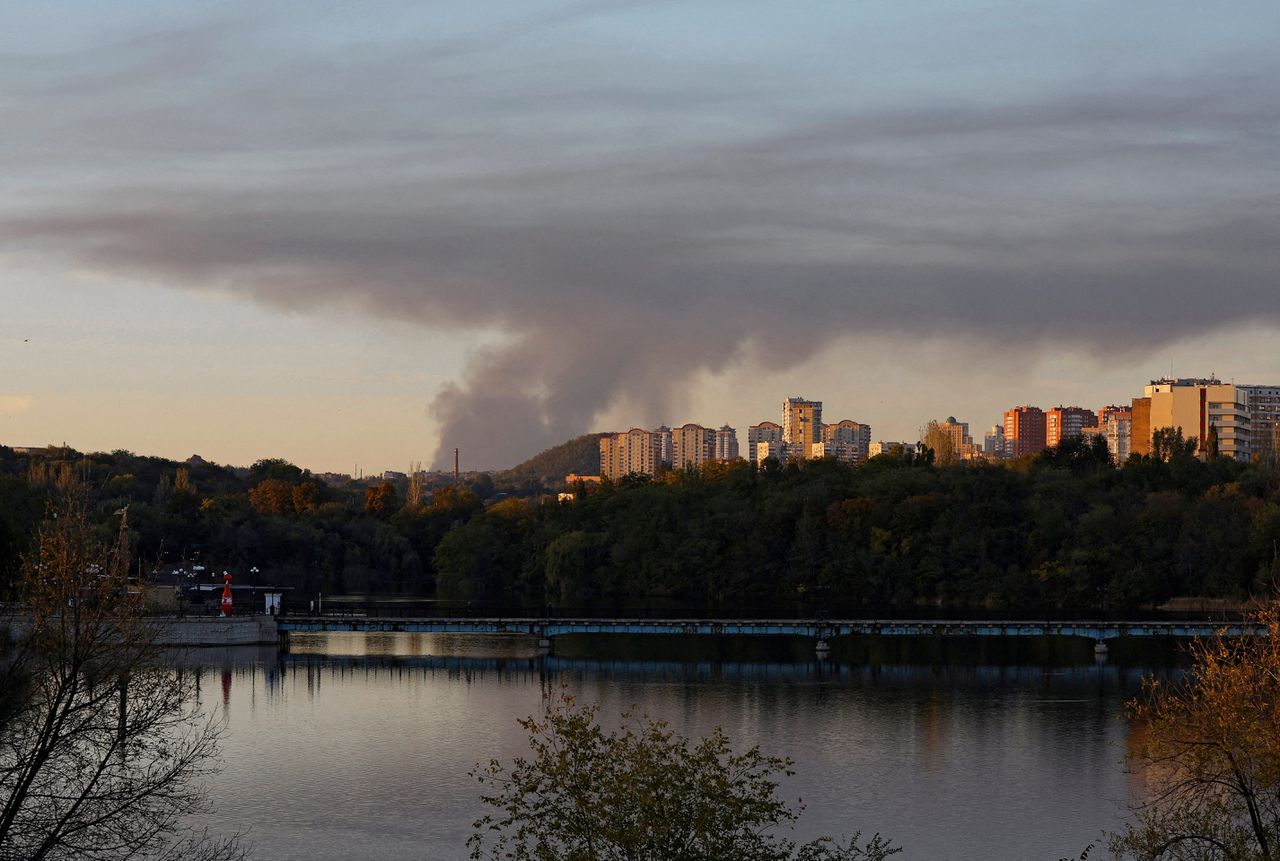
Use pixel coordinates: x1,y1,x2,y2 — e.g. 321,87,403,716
1093,640,1108,657
538,637,553,654
815,639,831,658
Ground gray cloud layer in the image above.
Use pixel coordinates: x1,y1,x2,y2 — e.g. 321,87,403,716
3,4,1278,467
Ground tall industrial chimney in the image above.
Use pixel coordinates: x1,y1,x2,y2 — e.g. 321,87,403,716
453,448,459,484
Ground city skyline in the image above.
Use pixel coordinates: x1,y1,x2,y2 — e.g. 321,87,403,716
6,352,1280,475
3,2,1280,472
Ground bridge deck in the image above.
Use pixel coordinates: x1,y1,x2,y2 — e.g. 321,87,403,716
276,617,1262,642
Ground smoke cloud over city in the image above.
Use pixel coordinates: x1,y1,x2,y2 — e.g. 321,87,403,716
3,3,1279,468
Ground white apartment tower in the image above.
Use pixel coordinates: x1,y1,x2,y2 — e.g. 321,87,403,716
714,425,740,460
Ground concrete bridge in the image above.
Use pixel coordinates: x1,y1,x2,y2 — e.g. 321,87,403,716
7,613,1264,651
275,616,1264,653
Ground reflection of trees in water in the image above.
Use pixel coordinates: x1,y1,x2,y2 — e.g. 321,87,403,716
191,650,1178,708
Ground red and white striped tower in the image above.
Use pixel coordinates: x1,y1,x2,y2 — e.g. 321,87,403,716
220,571,233,617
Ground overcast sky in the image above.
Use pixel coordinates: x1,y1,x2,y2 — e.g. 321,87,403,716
2,1,1279,472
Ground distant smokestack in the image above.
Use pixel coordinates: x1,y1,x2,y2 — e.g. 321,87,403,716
453,448,459,484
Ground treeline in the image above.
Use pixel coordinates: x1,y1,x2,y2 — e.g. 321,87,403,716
434,436,1280,612
0,447,498,597
4,436,1280,612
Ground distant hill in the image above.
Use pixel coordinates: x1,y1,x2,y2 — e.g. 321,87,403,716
497,433,609,484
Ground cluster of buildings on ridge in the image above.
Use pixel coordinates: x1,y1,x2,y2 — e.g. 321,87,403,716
984,377,1280,464
595,378,1280,482
598,397,870,481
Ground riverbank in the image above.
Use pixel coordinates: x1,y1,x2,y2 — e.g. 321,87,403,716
2,614,279,647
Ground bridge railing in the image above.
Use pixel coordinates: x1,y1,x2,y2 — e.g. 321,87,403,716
279,598,1251,625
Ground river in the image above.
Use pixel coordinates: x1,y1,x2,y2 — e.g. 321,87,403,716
190,632,1178,860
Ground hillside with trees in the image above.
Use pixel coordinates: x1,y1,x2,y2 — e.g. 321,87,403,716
496,433,609,485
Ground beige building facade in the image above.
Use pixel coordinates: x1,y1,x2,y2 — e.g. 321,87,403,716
1140,378,1251,461
747,421,783,464
937,417,983,460
869,441,913,458
599,428,662,480
821,419,871,463
672,423,717,470
755,439,788,465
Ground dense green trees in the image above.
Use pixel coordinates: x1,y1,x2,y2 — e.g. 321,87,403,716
435,450,1280,613
0,447,495,598
3,441,1279,612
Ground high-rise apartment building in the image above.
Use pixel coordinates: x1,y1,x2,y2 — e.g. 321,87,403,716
671,423,717,470
1243,385,1280,464
821,419,871,464
1136,378,1251,461
1003,406,1047,457
1045,406,1098,449
782,397,823,458
714,425,740,461
747,422,783,465
1099,405,1129,425
599,428,662,481
1097,406,1133,463
653,425,673,469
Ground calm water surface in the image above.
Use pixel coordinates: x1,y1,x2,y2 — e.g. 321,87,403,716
189,633,1175,860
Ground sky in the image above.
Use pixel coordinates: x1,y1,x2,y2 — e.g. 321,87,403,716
2,0,1278,472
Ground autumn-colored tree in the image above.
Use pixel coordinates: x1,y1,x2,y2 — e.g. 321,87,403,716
0,479,245,861
431,485,482,519
919,420,955,467
248,478,295,515
174,467,197,496
1111,598,1280,860
290,480,323,513
364,481,399,518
